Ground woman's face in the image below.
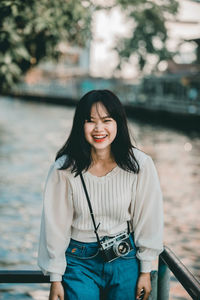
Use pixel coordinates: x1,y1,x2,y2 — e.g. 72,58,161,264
84,102,117,152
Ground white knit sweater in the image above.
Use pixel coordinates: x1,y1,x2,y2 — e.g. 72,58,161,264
37,148,163,282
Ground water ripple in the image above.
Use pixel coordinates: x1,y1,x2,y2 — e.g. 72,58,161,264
0,96,199,300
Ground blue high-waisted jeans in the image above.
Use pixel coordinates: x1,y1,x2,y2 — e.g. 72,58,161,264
62,233,139,300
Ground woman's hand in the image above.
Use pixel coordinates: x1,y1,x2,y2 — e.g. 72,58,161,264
136,272,151,300
49,281,64,300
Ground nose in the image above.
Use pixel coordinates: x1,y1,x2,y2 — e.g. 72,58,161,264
94,122,103,131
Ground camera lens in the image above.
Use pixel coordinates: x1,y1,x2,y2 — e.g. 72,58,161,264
113,241,130,256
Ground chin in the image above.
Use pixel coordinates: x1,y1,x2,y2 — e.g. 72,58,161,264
92,143,110,150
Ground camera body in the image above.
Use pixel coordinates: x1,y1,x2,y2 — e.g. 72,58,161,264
100,231,133,262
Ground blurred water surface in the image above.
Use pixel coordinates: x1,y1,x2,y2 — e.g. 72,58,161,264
0,96,199,300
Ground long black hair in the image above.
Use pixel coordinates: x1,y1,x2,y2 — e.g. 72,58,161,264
56,89,140,176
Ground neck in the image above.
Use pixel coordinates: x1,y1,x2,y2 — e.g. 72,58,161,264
91,148,114,165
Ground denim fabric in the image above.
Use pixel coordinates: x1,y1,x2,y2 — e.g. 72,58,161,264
62,234,139,300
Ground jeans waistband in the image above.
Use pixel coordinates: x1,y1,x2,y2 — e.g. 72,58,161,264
70,231,134,248
71,222,129,242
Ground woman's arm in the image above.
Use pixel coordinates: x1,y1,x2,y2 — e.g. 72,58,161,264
37,158,74,282
49,282,64,300
131,155,164,298
136,273,151,300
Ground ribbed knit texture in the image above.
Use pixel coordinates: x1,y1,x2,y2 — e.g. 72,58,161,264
70,166,133,238
37,148,164,282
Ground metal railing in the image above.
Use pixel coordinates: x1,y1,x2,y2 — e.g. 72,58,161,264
0,246,200,299
158,246,200,300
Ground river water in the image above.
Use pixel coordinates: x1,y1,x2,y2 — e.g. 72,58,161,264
0,95,199,300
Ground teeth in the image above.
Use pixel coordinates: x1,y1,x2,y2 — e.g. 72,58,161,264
93,135,107,139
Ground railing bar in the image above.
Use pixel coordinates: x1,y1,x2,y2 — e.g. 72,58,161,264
157,258,170,300
160,246,200,299
161,246,200,287
0,271,50,283
0,245,200,300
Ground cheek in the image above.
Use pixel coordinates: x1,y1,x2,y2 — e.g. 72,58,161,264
112,123,117,138
84,124,92,139
83,124,88,139
113,129,117,139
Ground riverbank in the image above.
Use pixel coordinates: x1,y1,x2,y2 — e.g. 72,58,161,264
2,82,200,134
0,95,199,299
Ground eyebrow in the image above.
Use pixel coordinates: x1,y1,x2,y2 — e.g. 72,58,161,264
90,115,111,119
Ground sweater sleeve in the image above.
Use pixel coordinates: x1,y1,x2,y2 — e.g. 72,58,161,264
37,159,73,282
131,155,164,273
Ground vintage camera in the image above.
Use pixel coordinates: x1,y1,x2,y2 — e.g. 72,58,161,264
100,231,133,262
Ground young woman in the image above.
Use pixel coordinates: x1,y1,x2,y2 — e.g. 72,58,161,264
37,89,163,300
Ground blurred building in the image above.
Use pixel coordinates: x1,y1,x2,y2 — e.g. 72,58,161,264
90,0,200,78
39,41,90,79
24,40,90,87
25,0,200,82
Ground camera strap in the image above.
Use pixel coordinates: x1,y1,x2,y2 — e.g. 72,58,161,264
127,220,130,234
80,172,101,247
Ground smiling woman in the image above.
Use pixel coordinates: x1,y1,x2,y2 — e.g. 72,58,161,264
37,89,164,300
54,89,140,176
84,102,117,148
84,102,118,176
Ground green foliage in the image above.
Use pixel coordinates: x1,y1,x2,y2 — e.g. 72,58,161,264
0,0,179,91
114,0,179,71
0,0,92,91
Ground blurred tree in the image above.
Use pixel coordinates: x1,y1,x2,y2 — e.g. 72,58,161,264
0,0,92,91
0,0,179,91
110,0,179,73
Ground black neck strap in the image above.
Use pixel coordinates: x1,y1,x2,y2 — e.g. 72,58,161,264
80,173,101,247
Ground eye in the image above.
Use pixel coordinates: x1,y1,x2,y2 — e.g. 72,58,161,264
104,119,112,123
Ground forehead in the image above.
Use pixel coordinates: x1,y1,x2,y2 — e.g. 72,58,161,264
90,102,109,118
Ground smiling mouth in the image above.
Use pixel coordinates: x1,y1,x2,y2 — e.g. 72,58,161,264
93,135,108,142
